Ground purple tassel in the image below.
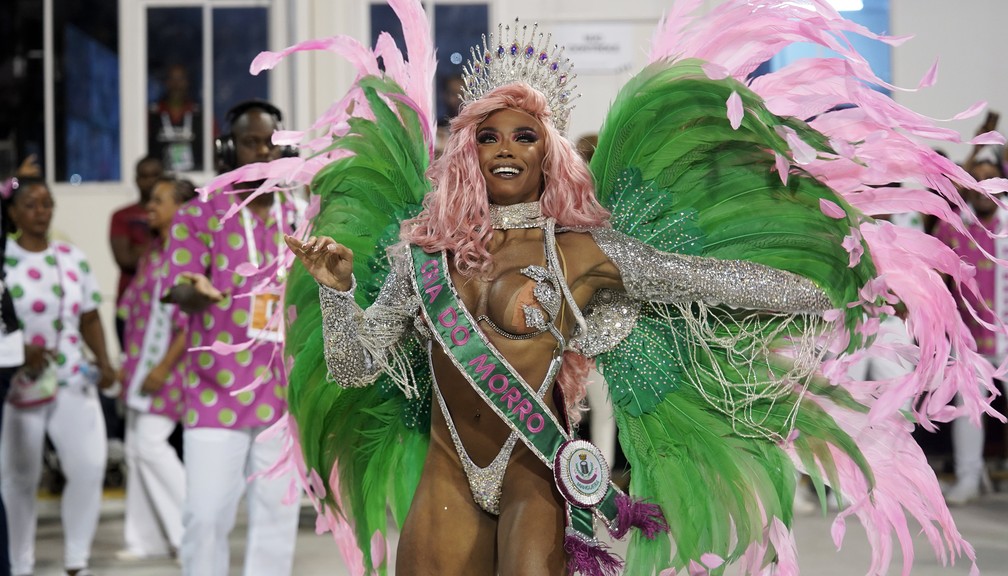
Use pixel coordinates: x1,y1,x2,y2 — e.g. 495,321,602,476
564,532,623,576
611,493,669,540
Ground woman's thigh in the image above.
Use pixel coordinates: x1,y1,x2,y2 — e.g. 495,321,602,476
497,448,566,576
397,438,498,575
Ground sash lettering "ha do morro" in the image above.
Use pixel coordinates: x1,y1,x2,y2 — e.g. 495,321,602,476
469,353,546,435
415,252,551,440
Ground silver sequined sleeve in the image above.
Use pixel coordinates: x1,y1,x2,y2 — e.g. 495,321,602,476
590,227,831,313
318,253,420,388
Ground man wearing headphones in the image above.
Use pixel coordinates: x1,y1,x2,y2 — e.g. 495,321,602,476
162,100,300,576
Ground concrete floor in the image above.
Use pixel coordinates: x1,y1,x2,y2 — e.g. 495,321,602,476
28,489,1008,576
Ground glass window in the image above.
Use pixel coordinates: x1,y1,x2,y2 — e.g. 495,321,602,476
433,5,487,125
212,7,270,141
768,0,891,94
145,5,270,176
369,3,487,125
5,1,273,183
55,0,121,183
0,1,43,178
370,4,408,70
147,7,205,173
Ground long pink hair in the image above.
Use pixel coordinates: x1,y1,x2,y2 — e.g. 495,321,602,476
401,82,606,423
401,82,609,275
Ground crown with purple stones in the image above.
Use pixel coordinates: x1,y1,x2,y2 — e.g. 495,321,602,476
460,19,578,135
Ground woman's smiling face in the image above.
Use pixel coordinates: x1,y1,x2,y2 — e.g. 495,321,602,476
476,108,546,205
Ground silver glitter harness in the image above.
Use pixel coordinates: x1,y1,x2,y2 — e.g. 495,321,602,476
431,217,574,515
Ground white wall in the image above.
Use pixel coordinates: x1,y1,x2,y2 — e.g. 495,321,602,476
50,0,999,356
287,0,366,137
891,0,1008,162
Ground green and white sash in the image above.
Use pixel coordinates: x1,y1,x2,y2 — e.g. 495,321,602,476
410,245,626,540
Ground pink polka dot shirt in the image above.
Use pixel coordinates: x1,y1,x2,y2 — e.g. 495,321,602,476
163,190,295,429
119,242,185,419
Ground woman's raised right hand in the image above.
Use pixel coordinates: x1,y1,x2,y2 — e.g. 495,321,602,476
284,234,354,291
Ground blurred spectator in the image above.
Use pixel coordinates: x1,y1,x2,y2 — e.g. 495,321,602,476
115,177,195,562
0,154,40,576
106,155,163,467
1,176,115,576
110,155,162,346
163,100,300,576
439,73,465,124
932,152,1007,505
434,73,465,159
148,64,204,173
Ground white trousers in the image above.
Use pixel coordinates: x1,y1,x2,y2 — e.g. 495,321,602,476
1,386,107,575
180,426,300,576
124,409,185,555
952,378,1008,484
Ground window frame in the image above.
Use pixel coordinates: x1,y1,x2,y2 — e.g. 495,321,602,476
32,0,291,193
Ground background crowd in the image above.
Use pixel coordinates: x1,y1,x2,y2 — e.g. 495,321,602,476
0,99,301,576
0,38,1005,576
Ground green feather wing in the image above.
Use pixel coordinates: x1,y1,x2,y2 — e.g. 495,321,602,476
285,76,431,574
592,60,874,334
590,60,876,574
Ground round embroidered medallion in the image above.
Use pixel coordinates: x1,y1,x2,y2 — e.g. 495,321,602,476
553,439,610,508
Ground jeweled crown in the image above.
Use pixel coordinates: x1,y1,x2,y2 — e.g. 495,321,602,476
460,19,578,135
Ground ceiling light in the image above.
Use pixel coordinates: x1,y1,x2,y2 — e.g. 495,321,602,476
828,0,864,10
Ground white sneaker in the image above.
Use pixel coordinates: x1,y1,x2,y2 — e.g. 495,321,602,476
943,477,981,506
115,549,146,561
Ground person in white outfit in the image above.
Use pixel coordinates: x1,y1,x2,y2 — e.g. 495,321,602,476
1,177,116,576
933,155,1008,505
116,177,196,560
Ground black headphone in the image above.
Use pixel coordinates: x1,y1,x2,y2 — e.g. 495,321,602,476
213,99,298,172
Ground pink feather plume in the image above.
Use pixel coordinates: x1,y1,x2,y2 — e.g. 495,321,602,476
219,4,437,575
651,2,1004,574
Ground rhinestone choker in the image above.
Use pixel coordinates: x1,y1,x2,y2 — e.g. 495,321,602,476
489,202,546,230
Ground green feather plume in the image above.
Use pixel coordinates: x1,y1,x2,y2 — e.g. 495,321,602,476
590,60,877,574
284,76,430,574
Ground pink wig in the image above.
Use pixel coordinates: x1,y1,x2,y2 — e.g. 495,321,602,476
401,82,609,276
400,82,606,422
